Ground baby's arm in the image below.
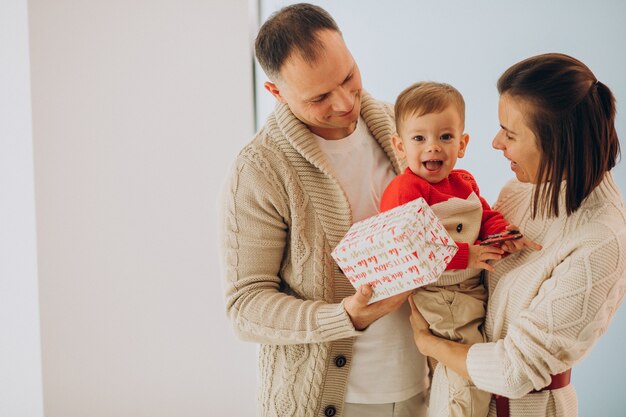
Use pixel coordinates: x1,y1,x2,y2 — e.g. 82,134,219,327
464,173,541,258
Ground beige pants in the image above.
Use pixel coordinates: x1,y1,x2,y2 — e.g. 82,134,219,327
413,276,491,417
343,390,429,417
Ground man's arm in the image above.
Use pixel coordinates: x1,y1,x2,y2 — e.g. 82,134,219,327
220,158,408,344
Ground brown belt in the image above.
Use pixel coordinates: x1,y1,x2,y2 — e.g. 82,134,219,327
495,370,571,417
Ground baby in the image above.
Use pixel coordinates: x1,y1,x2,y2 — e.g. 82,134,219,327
380,81,540,417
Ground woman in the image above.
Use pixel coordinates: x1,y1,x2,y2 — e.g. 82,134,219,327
409,53,626,417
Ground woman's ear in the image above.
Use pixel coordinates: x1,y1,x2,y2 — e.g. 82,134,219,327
392,134,406,159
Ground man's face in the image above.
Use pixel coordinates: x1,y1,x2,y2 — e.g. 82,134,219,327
264,30,363,140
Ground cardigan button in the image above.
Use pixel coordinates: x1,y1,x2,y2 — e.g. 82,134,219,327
456,223,463,233
334,355,347,368
324,406,337,416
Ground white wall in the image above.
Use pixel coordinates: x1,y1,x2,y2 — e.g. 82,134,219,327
29,1,256,416
17,1,626,415
0,1,44,416
256,1,626,416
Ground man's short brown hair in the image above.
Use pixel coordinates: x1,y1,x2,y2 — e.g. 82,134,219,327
254,3,340,80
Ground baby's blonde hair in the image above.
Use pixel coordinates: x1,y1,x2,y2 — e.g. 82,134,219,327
394,81,465,135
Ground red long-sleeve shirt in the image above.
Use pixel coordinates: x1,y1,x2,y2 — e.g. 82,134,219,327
380,168,508,270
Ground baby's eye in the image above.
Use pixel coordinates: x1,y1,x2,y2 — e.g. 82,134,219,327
411,135,425,142
441,134,454,141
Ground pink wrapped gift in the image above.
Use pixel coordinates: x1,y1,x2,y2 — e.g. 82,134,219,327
332,197,458,303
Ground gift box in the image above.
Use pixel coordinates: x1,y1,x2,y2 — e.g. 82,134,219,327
332,197,458,303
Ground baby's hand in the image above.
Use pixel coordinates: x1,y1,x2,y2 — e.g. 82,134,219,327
468,244,504,272
500,225,542,254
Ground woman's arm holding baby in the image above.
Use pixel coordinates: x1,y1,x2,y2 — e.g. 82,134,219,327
408,295,472,379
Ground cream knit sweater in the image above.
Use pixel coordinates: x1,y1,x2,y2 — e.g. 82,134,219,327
452,174,626,417
220,92,405,417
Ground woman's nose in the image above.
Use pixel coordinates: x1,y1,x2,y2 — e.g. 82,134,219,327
492,132,504,150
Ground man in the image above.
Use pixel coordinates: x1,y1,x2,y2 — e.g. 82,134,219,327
220,4,428,416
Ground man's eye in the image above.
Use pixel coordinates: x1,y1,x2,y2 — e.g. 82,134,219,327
311,95,328,103
412,135,425,142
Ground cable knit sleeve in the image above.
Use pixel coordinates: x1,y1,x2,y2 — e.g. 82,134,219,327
219,156,359,345
467,215,626,398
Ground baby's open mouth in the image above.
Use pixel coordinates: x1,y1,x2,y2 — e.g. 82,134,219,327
423,160,443,171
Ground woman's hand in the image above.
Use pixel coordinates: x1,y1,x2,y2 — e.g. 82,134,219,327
409,293,472,379
408,294,436,356
500,224,543,253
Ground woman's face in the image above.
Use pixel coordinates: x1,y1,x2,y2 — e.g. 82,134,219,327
492,94,542,183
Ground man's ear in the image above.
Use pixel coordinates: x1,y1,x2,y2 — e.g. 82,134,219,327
264,81,287,104
392,134,406,159
458,133,470,158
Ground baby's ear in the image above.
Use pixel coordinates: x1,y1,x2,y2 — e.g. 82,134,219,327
458,133,470,158
391,134,406,158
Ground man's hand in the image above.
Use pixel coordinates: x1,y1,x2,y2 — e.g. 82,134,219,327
343,285,411,330
468,244,504,272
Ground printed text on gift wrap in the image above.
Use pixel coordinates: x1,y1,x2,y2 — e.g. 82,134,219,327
332,198,458,303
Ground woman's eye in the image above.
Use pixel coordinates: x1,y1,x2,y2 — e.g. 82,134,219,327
501,129,514,140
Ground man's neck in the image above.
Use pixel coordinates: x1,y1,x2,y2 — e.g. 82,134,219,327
310,120,358,140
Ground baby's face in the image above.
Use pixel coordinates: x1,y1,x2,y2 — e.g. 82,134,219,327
397,105,469,184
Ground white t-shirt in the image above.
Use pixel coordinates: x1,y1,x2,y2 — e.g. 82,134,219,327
314,117,429,404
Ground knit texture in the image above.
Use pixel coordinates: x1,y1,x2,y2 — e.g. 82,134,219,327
220,92,405,417
453,174,626,417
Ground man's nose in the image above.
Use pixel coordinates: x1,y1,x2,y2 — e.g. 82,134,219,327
331,87,353,113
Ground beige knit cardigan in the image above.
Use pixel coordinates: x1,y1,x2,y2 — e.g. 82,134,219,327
220,92,405,417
